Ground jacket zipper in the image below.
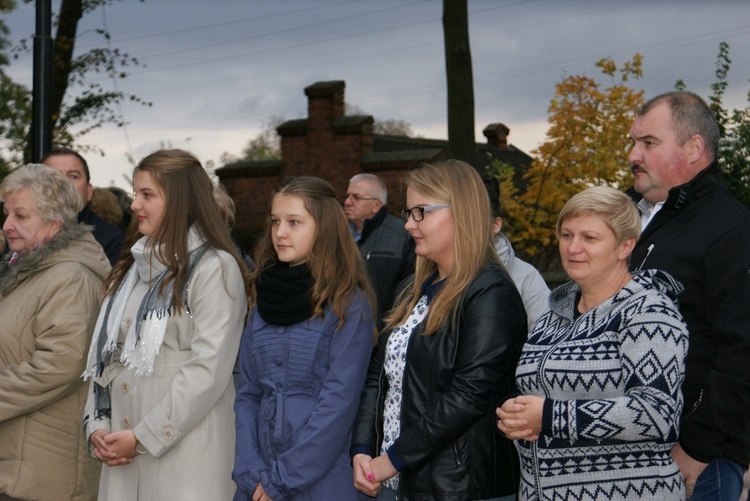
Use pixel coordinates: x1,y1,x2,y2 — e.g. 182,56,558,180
532,440,542,499
683,389,703,418
375,363,384,451
396,326,417,501
532,314,577,496
635,243,655,272
452,442,462,466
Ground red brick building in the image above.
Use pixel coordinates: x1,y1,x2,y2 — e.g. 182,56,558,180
216,80,532,251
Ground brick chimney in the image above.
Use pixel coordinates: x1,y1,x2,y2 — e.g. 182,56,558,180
305,80,345,132
483,123,510,150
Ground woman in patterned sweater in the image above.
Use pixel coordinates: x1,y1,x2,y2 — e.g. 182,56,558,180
497,186,689,500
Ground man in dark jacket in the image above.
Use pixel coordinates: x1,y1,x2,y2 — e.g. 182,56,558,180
343,173,415,324
43,148,125,265
628,90,750,500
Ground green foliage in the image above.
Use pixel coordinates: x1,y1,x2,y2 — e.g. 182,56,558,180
705,42,750,209
709,42,731,138
373,118,414,136
346,103,415,136
0,0,150,174
241,116,284,161
0,72,30,174
0,0,15,68
58,46,151,134
722,95,750,208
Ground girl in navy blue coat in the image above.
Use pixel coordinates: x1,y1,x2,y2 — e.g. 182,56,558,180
233,176,376,501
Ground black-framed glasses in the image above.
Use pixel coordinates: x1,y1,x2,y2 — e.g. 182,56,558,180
400,203,452,222
343,193,379,203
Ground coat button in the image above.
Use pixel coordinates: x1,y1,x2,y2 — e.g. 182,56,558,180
274,357,282,366
122,418,130,427
276,327,284,334
124,317,132,328
164,429,173,439
121,383,129,393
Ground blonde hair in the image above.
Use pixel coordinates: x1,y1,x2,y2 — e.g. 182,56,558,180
383,160,499,336
252,176,376,332
556,185,641,245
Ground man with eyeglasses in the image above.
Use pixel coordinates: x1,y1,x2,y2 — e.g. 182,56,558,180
343,173,415,324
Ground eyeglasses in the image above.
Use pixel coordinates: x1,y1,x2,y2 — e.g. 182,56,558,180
343,193,379,203
400,204,452,222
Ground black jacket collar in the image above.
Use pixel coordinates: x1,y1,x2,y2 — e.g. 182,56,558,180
359,206,389,244
631,161,725,245
629,160,722,211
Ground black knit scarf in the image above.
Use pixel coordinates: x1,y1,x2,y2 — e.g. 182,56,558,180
256,263,315,326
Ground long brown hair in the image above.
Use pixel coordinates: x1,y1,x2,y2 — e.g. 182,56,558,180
252,176,375,331
105,149,251,311
383,160,499,336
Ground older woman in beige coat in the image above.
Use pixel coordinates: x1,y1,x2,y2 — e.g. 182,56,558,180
0,164,110,501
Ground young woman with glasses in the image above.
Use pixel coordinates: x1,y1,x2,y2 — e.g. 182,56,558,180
351,160,528,501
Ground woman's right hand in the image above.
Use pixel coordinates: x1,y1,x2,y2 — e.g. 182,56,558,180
496,396,540,441
89,429,135,467
252,483,273,501
353,453,382,497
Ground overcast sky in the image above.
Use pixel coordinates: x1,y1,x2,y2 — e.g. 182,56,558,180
4,0,750,189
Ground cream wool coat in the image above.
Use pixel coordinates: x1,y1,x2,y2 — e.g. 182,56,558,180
85,247,247,501
0,226,110,501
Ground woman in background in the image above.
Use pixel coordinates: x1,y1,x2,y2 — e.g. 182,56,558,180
352,160,527,500
84,149,249,500
497,186,688,500
0,164,109,501
483,175,550,330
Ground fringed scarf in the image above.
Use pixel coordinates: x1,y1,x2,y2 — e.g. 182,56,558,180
83,227,208,420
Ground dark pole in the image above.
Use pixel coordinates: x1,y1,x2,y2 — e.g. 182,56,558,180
443,0,476,165
31,0,53,162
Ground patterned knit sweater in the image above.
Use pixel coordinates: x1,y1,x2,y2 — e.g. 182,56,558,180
515,270,688,500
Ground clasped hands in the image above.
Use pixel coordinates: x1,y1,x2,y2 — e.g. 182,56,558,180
353,453,397,498
90,429,139,467
495,395,544,441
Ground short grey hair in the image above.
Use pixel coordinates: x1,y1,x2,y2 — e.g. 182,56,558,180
0,163,83,226
349,173,387,204
639,91,720,161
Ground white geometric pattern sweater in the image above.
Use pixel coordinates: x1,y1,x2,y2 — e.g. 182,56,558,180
514,270,689,500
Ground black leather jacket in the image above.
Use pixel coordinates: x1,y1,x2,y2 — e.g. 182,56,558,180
351,262,527,500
